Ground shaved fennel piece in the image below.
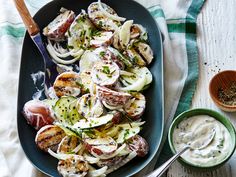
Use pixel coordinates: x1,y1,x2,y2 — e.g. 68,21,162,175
48,39,85,58
120,70,135,76
72,143,83,153
117,126,141,144
48,39,71,58
83,153,100,164
97,0,126,21
102,100,123,110
105,151,137,174
118,121,145,129
47,44,83,64
48,149,68,160
91,143,127,160
87,165,107,177
48,149,85,161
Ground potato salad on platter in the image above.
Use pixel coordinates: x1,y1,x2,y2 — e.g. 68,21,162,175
22,1,155,176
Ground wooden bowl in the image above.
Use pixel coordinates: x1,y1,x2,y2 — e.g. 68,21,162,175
209,70,236,112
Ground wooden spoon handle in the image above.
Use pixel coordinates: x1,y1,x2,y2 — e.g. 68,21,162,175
13,0,39,36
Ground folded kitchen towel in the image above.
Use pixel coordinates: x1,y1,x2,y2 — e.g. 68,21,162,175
136,0,205,176
0,0,204,176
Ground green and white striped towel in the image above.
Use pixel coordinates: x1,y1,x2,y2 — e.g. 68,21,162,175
0,0,204,176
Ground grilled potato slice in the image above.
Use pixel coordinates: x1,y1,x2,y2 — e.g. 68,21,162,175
124,49,146,67
84,136,117,157
128,135,149,157
76,93,104,119
124,92,146,120
97,86,131,107
66,10,94,50
53,72,82,97
130,24,147,40
43,8,75,41
97,156,125,168
58,155,89,177
90,31,114,47
136,42,154,65
88,2,121,31
57,136,79,154
91,61,120,87
35,125,66,152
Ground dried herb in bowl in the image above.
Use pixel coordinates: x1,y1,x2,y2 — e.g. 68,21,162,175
218,82,236,106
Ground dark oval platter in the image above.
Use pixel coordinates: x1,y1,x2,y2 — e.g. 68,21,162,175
17,0,164,176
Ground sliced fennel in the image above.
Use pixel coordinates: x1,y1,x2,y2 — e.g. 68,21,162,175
87,165,107,177
119,67,152,91
73,114,114,129
119,20,133,48
46,43,83,64
116,126,141,144
80,50,100,72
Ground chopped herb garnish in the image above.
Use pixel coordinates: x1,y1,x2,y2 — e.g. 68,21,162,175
77,16,86,23
67,45,74,49
67,30,71,37
76,81,84,89
102,66,110,74
87,99,92,108
85,88,90,93
91,29,101,37
66,151,75,154
98,21,103,27
124,129,130,139
80,30,86,37
132,56,138,64
217,139,224,148
80,45,86,50
100,51,106,57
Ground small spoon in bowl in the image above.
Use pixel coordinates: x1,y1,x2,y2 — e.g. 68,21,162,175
145,128,216,177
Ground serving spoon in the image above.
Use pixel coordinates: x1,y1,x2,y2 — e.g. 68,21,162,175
145,128,216,177
13,0,58,96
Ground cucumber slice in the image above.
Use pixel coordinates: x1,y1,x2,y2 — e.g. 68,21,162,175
53,96,81,125
73,114,114,129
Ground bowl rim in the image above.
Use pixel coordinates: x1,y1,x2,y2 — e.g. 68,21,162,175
209,70,236,109
168,108,236,168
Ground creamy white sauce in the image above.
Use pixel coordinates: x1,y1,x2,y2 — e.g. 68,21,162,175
173,115,232,166
31,71,45,100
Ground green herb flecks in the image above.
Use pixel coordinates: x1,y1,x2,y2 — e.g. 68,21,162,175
100,51,106,57
102,66,110,74
98,21,103,28
217,138,224,149
124,129,130,139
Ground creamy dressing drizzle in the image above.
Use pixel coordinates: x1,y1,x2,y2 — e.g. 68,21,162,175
31,71,45,100
173,115,232,166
